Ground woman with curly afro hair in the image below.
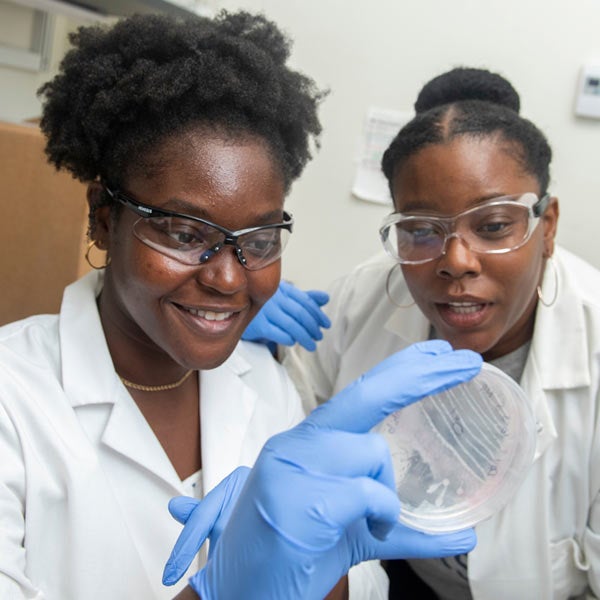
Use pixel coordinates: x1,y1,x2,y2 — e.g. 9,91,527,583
0,10,395,600
0,10,478,597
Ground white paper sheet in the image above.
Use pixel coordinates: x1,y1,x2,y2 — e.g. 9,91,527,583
351,106,412,205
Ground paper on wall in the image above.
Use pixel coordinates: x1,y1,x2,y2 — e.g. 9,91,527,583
351,107,412,205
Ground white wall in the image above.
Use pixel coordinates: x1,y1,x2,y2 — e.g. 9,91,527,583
214,0,600,289
3,0,600,290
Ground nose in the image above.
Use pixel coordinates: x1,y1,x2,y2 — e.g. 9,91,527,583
196,243,247,294
436,233,481,279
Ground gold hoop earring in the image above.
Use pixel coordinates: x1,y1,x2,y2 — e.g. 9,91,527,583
385,263,415,308
85,240,111,270
537,255,558,308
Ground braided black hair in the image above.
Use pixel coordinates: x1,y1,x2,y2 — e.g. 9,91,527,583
414,67,520,114
382,67,552,197
38,10,325,194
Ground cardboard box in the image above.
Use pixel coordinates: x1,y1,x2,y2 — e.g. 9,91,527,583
0,120,91,326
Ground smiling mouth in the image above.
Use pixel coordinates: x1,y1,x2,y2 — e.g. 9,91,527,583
446,301,485,314
178,305,236,321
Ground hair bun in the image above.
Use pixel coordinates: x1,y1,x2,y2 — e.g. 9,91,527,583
414,67,521,114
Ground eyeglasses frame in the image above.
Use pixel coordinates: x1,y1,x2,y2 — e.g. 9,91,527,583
104,186,294,270
379,192,551,265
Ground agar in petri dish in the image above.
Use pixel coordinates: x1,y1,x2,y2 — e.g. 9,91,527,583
375,362,537,533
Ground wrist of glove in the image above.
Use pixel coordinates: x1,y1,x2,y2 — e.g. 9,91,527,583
164,340,482,600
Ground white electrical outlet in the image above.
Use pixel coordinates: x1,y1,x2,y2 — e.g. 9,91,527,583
575,63,600,119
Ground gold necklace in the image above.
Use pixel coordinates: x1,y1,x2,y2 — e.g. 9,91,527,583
119,369,194,392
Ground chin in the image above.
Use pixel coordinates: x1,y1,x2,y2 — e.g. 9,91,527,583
437,331,493,356
175,339,241,371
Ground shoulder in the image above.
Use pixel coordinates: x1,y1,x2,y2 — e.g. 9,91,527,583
0,315,69,446
556,246,600,310
336,251,396,287
0,271,101,368
326,251,402,326
328,252,396,306
0,313,61,371
229,340,304,414
234,339,287,373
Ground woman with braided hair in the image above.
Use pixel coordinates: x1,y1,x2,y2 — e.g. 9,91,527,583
247,66,600,598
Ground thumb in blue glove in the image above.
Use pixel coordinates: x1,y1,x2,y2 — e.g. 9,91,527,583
242,280,330,351
164,467,250,580
163,340,482,600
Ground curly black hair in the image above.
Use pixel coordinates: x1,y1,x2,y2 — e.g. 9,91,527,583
38,10,325,193
382,67,552,197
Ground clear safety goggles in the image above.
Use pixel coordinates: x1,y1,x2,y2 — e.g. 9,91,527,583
379,192,549,265
105,187,293,271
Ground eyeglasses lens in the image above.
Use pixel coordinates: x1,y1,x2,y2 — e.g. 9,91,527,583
383,202,533,263
132,216,289,270
237,228,289,270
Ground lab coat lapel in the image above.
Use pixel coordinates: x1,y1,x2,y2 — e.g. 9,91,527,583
61,270,120,407
100,385,185,492
60,270,185,491
58,272,183,594
524,251,589,462
530,252,589,389
200,349,257,494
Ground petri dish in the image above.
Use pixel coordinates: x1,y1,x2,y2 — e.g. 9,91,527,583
375,362,537,533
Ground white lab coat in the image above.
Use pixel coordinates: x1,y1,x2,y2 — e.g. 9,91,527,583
282,246,600,600
0,271,386,599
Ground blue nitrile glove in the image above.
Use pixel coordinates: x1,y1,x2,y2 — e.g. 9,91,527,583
166,467,250,564
163,340,482,600
241,280,330,351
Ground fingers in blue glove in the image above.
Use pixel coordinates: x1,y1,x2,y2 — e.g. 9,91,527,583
262,427,399,539
168,496,202,525
265,306,322,351
308,339,483,433
281,281,331,327
306,289,330,308
273,282,330,350
163,340,482,600
242,280,330,352
369,522,477,560
269,428,396,492
163,466,250,586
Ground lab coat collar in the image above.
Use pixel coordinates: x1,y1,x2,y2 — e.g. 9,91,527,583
60,270,122,407
522,249,589,460
529,248,589,390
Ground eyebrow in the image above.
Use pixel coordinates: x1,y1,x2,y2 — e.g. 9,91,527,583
155,196,285,225
400,192,515,214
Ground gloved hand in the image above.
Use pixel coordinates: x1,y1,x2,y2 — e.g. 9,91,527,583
241,280,330,351
166,467,250,568
163,340,482,600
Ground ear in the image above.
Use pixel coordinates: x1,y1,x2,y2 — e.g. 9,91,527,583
86,182,112,250
541,196,559,258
